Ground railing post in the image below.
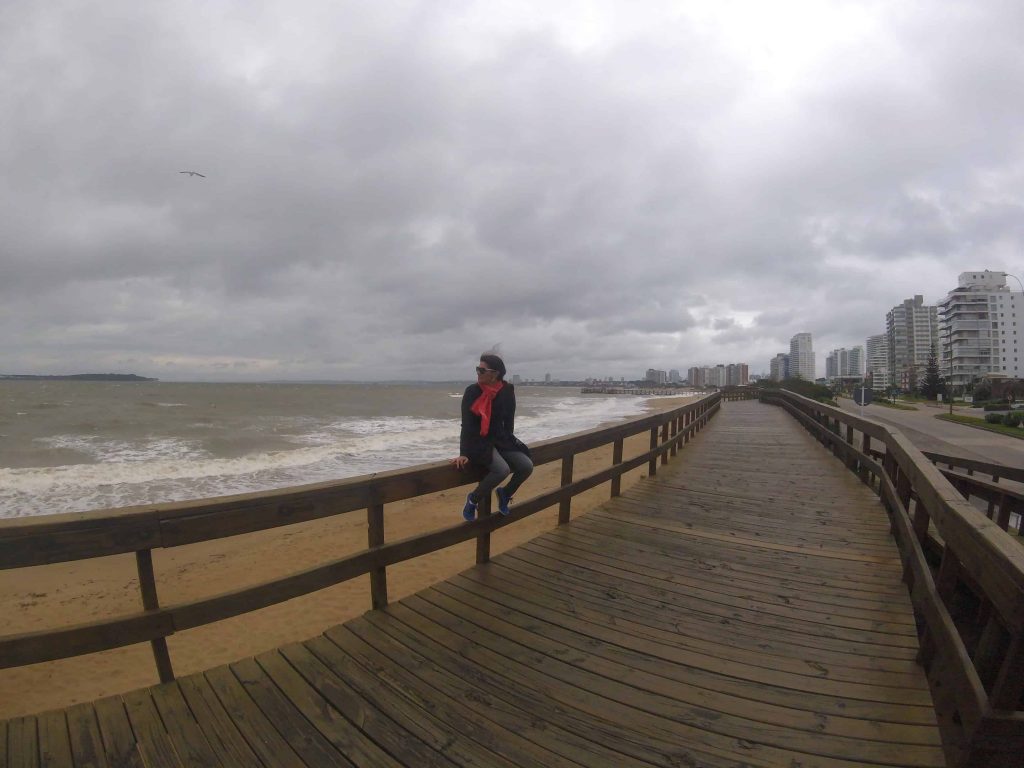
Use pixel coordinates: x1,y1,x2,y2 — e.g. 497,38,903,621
973,612,1011,690
649,427,658,476
611,438,624,498
995,494,1013,531
135,549,174,684
669,416,678,457
660,422,669,466
475,496,492,563
367,503,388,609
558,454,575,525
989,633,1024,710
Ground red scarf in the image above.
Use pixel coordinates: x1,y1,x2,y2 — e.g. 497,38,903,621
471,381,504,436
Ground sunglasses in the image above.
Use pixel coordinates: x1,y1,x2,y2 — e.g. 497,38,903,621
476,366,497,375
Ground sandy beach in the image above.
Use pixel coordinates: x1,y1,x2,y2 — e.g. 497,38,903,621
0,396,696,718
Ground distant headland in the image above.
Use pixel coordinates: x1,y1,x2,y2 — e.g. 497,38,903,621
0,373,158,382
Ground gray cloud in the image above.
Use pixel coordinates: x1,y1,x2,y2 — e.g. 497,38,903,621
3,1,1023,380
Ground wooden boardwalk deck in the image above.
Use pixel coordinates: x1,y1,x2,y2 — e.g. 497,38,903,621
2,401,946,767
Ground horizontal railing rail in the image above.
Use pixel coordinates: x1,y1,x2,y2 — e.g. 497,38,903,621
0,393,720,688
761,390,1024,768
720,388,759,401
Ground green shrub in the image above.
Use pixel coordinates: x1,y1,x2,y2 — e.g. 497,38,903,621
985,413,1005,425
1005,412,1022,428
983,402,1010,411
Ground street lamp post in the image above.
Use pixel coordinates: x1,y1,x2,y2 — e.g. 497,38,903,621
1004,272,1024,294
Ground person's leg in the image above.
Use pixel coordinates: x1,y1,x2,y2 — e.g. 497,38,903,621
499,450,533,497
471,451,511,502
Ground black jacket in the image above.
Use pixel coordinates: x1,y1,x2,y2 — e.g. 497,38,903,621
459,383,522,466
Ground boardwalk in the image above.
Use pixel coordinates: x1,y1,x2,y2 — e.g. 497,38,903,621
3,401,945,767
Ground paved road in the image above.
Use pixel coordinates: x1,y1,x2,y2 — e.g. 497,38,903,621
834,398,1024,468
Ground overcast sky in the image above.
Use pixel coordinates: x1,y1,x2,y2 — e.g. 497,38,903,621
3,1,1022,381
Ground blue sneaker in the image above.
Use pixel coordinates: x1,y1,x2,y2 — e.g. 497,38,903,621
462,494,478,521
496,487,512,516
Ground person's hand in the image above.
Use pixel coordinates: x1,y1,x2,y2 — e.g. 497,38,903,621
450,455,470,469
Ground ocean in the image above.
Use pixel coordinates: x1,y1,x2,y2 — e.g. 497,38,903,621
0,380,685,520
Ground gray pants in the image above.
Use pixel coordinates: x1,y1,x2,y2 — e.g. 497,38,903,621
471,449,534,502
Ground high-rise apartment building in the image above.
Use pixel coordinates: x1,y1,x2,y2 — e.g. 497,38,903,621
886,295,938,391
789,333,815,380
769,353,789,381
687,363,749,387
866,334,890,392
725,363,749,386
938,271,1023,389
825,348,858,377
826,347,865,387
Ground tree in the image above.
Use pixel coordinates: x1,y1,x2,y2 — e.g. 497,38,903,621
906,365,919,397
922,345,943,401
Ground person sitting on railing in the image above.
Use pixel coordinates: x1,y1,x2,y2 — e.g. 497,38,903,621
450,352,533,521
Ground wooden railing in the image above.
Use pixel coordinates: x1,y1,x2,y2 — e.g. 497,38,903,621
720,388,759,401
761,389,1024,768
0,394,720,687
922,452,1024,537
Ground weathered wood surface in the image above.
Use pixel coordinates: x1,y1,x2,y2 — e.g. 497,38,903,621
2,401,944,767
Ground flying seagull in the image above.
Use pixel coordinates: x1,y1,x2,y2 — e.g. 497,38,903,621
179,170,206,177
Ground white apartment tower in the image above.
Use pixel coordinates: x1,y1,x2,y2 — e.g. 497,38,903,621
866,334,890,392
789,333,815,381
886,296,938,391
938,271,1023,389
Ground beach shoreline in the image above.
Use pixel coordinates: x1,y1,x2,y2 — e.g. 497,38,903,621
0,395,697,718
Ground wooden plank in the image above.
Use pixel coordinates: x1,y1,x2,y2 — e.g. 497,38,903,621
279,642,451,768
364,599,921,768
0,719,6,768
147,683,223,768
203,666,305,768
526,530,916,632
573,516,908,596
500,546,921,654
65,704,107,768
393,594,945,766
441,573,936,720
254,649,401,767
329,621,701,768
229,657,351,767
121,690,181,768
424,581,939,745
563,519,910,605
92,697,144,768
305,634,524,768
174,675,266,768
6,717,37,768
37,711,72,768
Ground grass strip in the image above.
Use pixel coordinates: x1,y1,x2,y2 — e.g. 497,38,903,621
873,401,919,411
935,413,1024,440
